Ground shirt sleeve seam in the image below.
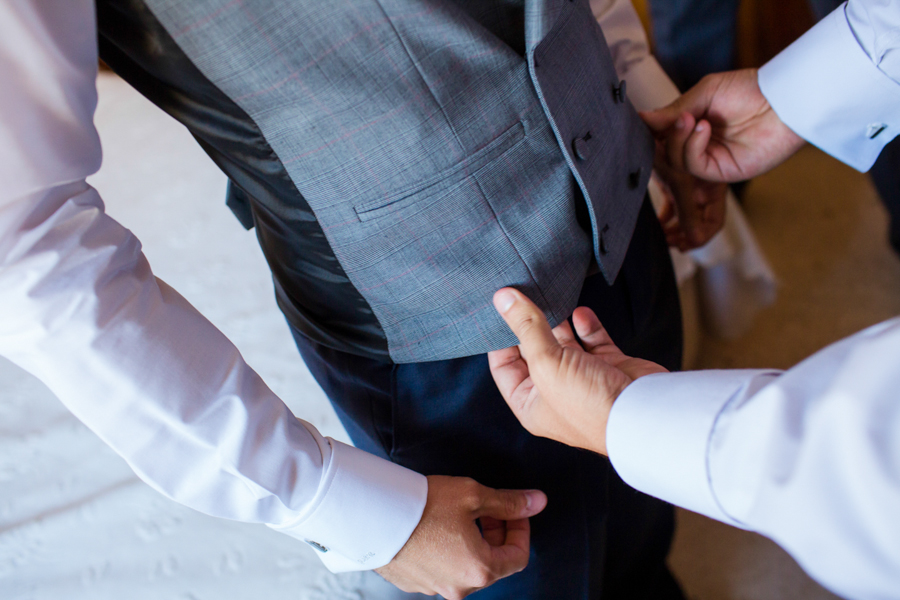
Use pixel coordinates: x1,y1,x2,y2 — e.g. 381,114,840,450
705,371,782,527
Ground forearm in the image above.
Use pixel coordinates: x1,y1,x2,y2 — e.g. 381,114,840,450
608,318,900,599
591,0,680,110
607,368,779,525
1,176,427,571
0,0,426,572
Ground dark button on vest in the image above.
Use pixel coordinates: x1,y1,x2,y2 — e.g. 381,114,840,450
629,167,643,189
572,133,592,161
613,80,627,104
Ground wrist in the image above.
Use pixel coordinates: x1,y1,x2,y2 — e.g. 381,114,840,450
756,69,806,159
596,378,630,456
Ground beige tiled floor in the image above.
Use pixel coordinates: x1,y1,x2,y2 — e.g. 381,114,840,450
667,146,900,600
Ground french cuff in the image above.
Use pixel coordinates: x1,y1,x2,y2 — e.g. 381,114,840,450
607,370,777,526
758,6,900,172
269,439,427,573
623,56,681,112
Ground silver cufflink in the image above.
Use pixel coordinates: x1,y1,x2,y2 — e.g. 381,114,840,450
867,123,887,139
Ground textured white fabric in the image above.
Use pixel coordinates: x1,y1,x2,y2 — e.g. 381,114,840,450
759,0,900,171
610,320,900,599
685,192,778,340
608,369,780,525
647,183,778,338
0,0,426,573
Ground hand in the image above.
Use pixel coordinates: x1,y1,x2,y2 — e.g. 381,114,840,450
376,475,547,600
651,144,728,251
487,288,667,455
641,69,805,183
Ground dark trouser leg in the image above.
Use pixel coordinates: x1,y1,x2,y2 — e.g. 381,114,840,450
806,0,844,20
647,0,843,91
589,201,685,599
869,137,900,255
646,0,747,198
647,0,741,91
292,199,683,599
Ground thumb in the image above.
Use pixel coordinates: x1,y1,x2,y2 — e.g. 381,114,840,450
682,119,721,181
477,487,548,521
493,288,560,362
640,100,684,136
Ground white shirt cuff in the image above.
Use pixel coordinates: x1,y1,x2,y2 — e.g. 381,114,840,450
607,369,778,525
269,440,428,572
758,6,900,172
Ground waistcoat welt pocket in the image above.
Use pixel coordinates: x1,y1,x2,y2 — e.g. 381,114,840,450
354,121,526,222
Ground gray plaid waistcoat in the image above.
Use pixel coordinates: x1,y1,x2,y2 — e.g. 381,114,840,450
137,0,654,363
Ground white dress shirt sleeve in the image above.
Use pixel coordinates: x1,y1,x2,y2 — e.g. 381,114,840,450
759,0,900,172
0,0,427,573
592,0,682,111
608,318,900,599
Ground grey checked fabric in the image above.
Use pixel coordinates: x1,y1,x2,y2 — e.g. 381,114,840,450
143,0,653,362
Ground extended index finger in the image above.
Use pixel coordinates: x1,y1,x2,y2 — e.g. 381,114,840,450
493,288,560,363
571,307,618,355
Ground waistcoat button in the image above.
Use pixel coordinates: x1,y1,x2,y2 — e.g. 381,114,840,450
572,133,592,161
613,80,627,103
629,167,643,189
599,224,610,255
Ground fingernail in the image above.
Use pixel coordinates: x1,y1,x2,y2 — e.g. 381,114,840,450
675,116,685,130
695,122,705,132
494,289,516,314
525,490,546,511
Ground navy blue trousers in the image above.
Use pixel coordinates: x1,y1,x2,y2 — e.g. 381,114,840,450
647,0,740,91
870,138,900,255
647,0,842,91
292,200,685,599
